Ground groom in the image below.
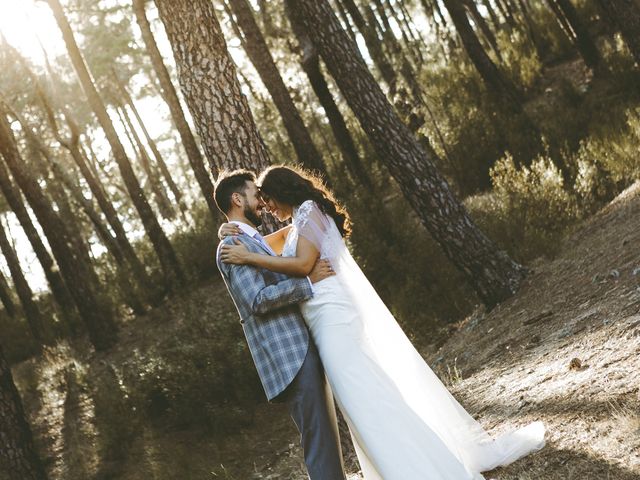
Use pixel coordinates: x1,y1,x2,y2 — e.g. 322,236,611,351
213,169,345,479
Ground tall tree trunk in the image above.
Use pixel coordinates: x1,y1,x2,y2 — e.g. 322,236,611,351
547,0,601,69
515,0,547,59
0,146,75,325
19,123,95,272
496,0,518,29
0,270,17,318
225,0,329,177
111,71,185,210
0,106,118,351
115,101,176,220
0,344,47,480
286,2,371,187
338,0,398,91
132,0,219,222
419,0,451,59
442,0,523,110
257,0,276,37
289,0,526,307
47,0,185,290
597,0,640,65
463,0,503,61
0,220,44,344
52,164,147,315
334,0,359,42
376,0,423,64
482,0,502,29
154,0,271,172
31,73,157,302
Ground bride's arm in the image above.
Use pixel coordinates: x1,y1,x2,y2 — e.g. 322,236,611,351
219,235,320,277
263,225,292,256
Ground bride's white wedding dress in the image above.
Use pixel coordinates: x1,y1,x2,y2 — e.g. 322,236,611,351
281,200,545,479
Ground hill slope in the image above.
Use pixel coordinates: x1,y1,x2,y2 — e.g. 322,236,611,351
12,182,640,480
429,180,640,479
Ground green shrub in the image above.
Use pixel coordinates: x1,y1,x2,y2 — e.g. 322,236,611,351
496,29,543,91
466,153,578,261
170,204,221,283
121,309,262,434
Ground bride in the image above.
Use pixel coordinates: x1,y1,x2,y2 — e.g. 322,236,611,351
219,165,545,479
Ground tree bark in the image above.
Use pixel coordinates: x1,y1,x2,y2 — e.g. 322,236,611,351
482,0,502,29
19,120,95,273
0,270,17,318
132,0,219,221
154,0,271,172
338,0,397,90
289,0,526,307
47,0,185,290
0,106,117,351
226,0,329,177
463,0,503,61
334,0,359,42
31,72,156,302
286,3,371,187
0,147,75,325
442,0,523,110
496,0,519,29
111,71,184,209
0,344,47,480
0,220,44,344
597,0,640,65
115,100,176,220
547,0,601,69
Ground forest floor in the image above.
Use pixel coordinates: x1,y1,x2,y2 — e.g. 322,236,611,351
11,179,640,479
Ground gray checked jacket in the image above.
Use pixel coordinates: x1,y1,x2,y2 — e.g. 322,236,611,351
216,234,314,401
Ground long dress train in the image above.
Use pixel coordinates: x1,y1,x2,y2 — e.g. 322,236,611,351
283,200,545,479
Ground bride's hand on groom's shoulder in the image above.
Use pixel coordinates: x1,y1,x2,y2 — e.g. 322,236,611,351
218,222,242,240
220,239,252,265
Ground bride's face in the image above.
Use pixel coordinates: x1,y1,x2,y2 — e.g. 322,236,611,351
261,193,292,221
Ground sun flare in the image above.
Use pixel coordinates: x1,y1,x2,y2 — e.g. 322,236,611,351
0,0,65,64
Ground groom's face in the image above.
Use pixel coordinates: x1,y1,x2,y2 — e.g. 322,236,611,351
240,180,264,226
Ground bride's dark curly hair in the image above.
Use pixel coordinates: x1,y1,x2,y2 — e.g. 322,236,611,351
257,165,352,237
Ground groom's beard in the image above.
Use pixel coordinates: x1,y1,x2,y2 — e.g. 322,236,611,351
244,204,262,227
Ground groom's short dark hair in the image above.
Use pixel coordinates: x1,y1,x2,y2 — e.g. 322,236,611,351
214,169,257,214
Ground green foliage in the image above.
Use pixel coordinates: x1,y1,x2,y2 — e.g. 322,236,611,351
466,153,578,262
571,108,640,207
120,308,262,434
496,29,543,92
417,59,541,195
171,205,221,283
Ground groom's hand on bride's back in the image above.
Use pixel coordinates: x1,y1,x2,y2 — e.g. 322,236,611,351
309,259,335,284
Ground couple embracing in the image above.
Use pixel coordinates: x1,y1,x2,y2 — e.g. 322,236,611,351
214,166,545,479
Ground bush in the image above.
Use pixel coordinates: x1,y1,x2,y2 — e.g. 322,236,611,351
466,153,578,261
496,29,543,92
170,204,221,283
120,306,262,434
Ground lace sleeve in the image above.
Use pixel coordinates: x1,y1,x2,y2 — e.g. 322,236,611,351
293,200,331,253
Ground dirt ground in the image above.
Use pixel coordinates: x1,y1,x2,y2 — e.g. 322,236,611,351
242,182,640,479
11,181,640,479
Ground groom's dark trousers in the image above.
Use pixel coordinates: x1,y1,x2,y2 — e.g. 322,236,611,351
278,340,344,480
216,233,344,479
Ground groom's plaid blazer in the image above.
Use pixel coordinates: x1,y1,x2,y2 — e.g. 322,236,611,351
216,234,314,401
